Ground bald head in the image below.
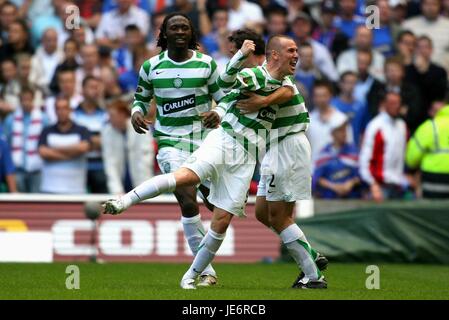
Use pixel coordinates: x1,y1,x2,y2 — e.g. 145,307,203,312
42,28,58,54
266,35,295,61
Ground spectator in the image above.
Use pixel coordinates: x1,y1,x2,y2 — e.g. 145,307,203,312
165,0,212,37
0,19,34,64
294,42,328,104
378,56,423,134
118,53,145,94
38,96,90,194
147,11,166,56
95,0,150,49
227,0,265,31
3,86,47,192
359,91,409,202
201,8,228,56
406,101,449,198
73,76,108,193
100,65,123,103
30,28,63,93
307,80,353,164
101,100,154,195
0,136,16,192
402,0,449,74
390,0,408,26
337,25,386,82
49,38,80,95
0,1,19,45
45,68,83,123
394,29,416,67
313,117,362,199
75,44,102,94
291,12,338,82
443,0,449,18
405,36,448,122
264,7,289,40
112,24,149,75
371,0,397,57
285,0,312,23
75,0,102,30
312,0,349,61
354,49,384,116
331,71,368,146
333,0,365,39
0,58,20,116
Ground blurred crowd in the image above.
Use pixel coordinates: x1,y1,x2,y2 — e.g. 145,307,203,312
0,0,448,200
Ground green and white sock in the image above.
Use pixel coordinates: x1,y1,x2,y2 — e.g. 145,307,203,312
181,214,216,277
183,229,225,280
280,224,321,280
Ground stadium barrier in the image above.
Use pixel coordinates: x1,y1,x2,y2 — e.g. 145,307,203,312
0,194,280,263
282,200,449,264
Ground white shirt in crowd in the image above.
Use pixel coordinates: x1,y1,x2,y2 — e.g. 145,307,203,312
95,5,150,41
228,0,265,31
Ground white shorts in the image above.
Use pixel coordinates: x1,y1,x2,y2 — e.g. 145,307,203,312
182,128,256,217
257,132,312,202
156,147,190,174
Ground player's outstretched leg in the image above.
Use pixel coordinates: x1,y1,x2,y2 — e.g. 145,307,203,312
102,169,200,214
180,208,233,289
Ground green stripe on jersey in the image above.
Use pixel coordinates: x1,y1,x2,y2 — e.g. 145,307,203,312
272,112,309,128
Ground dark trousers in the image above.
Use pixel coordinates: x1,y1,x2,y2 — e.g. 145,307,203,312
87,169,108,193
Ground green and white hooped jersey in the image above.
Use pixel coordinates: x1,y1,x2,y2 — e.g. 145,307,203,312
214,64,288,155
271,76,309,145
132,50,225,152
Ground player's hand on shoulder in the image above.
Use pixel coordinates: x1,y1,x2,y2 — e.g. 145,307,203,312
131,112,152,134
241,40,255,57
201,111,220,128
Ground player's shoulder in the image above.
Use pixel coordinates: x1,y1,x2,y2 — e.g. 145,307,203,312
193,50,216,66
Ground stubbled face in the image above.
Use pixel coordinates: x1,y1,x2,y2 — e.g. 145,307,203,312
81,45,99,69
384,93,401,118
277,38,299,76
166,16,192,50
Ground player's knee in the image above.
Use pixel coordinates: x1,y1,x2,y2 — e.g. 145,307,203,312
174,168,200,186
180,200,199,217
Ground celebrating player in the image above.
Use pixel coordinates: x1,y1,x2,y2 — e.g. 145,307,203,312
218,31,328,289
103,35,305,289
130,13,225,287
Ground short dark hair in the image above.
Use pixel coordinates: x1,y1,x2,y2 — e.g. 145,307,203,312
266,34,294,60
228,28,265,56
125,24,140,33
157,12,199,51
340,70,357,81
55,95,71,107
19,85,35,97
417,35,433,48
313,80,334,95
82,75,99,88
396,29,415,44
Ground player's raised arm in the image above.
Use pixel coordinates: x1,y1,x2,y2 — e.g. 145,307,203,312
131,60,154,134
217,40,255,90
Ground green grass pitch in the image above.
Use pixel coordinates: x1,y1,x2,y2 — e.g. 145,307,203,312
0,263,448,300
